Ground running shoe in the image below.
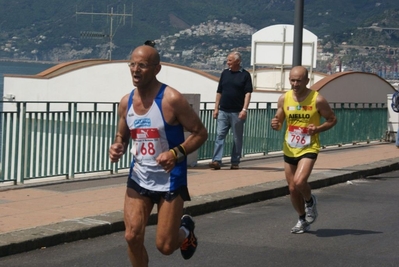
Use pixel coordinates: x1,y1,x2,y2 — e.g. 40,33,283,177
180,215,197,260
305,194,318,224
291,219,310,234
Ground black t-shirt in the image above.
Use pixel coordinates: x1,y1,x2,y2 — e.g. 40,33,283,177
217,68,253,112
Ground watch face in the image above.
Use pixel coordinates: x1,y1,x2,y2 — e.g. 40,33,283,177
176,150,185,163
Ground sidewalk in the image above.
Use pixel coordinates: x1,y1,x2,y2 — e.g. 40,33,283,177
1,142,399,257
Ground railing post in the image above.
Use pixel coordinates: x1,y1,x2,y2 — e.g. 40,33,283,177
44,102,50,177
92,103,98,172
20,102,27,183
266,102,272,154
13,102,21,184
69,102,77,179
66,103,71,179
112,102,118,174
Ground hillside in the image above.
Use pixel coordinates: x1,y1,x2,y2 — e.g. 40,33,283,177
0,0,398,67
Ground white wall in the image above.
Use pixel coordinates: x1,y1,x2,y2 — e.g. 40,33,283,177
251,24,318,68
314,72,395,104
3,62,132,103
3,61,299,107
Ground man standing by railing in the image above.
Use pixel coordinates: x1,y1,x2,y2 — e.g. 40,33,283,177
271,66,337,234
209,51,252,170
109,45,208,266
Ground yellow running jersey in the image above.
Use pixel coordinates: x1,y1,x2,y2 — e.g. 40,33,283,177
282,90,321,157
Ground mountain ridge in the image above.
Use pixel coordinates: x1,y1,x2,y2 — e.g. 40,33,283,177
0,0,398,68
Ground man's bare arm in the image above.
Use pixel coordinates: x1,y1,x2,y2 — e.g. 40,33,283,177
243,92,251,110
109,94,130,162
271,94,286,131
315,94,337,133
169,89,208,155
213,93,222,119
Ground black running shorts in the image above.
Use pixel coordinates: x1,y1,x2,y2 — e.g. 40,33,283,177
127,178,191,204
283,153,318,166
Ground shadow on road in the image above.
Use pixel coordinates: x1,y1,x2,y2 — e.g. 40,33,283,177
312,228,383,237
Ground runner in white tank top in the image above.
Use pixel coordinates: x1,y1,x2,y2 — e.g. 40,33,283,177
126,84,187,192
109,45,208,265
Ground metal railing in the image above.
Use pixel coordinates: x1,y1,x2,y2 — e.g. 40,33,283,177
200,102,387,159
0,101,388,184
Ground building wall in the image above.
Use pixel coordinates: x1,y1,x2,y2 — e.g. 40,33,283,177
2,61,291,105
312,72,396,103
3,61,394,108
3,62,132,103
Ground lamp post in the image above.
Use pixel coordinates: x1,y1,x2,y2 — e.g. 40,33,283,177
292,0,304,67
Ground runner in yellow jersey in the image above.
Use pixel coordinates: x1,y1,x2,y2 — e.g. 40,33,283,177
271,66,337,234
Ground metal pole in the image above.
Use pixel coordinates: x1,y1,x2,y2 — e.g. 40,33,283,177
110,7,113,61
292,0,304,67
76,6,132,61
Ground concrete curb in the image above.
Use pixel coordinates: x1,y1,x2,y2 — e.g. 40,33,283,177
1,157,399,257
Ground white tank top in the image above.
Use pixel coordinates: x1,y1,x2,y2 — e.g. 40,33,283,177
125,85,187,191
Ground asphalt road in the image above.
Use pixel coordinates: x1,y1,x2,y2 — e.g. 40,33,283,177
1,171,398,267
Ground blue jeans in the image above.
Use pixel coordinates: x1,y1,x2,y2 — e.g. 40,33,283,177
396,128,399,147
212,110,245,165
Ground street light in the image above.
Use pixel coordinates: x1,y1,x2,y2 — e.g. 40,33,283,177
292,0,304,67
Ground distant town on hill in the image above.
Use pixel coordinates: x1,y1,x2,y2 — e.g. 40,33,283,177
0,0,398,76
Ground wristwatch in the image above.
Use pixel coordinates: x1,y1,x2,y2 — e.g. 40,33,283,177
173,147,186,163
242,108,247,112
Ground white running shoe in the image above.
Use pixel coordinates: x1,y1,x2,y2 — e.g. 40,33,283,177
305,194,318,224
291,219,310,234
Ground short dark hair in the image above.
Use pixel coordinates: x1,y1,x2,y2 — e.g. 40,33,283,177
144,40,156,47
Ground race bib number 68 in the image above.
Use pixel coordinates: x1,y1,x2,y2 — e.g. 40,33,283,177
130,128,162,162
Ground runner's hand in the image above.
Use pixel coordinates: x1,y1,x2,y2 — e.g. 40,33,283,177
109,143,124,162
271,117,281,130
156,151,176,173
307,124,318,135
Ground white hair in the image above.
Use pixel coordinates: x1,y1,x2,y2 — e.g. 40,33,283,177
230,51,242,62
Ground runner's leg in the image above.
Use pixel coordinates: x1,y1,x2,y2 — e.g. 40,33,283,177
124,187,154,267
155,195,185,254
285,157,316,215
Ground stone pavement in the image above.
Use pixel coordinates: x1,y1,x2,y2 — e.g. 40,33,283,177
0,142,398,257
